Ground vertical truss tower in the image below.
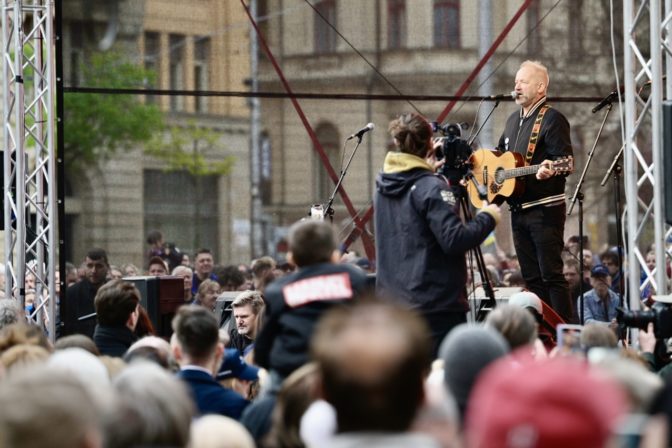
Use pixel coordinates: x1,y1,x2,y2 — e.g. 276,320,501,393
624,0,671,307
2,0,57,338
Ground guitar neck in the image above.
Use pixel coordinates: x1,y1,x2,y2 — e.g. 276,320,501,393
504,163,545,180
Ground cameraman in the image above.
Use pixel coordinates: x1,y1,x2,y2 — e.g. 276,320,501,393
374,112,500,354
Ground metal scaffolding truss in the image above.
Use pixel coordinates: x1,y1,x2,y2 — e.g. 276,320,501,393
2,0,57,338
624,0,672,307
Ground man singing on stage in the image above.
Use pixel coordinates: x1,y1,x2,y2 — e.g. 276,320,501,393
375,112,500,355
498,60,574,322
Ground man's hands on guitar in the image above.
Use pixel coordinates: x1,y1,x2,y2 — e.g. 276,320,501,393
536,159,556,180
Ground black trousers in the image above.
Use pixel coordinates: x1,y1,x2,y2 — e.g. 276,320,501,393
423,310,467,358
511,204,574,322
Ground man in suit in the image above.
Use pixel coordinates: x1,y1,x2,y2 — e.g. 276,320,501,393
172,305,248,419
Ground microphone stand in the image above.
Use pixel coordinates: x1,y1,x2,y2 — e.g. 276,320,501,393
568,101,613,324
468,99,502,147
323,133,367,222
600,144,626,314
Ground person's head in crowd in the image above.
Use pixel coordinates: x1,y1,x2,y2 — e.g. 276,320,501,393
147,256,168,276
0,322,51,354
582,249,595,270
508,290,544,324
645,250,656,273
388,112,433,158
84,248,110,286
106,361,194,448
0,368,103,448
121,263,139,277
503,270,525,287
566,234,590,256
251,256,276,290
485,304,538,350
54,334,101,356
194,279,221,312
214,265,245,291
581,323,618,350
194,248,215,280
466,355,627,448
98,355,127,379
65,261,79,286
172,265,194,300
438,324,509,420
0,299,23,331
312,301,431,433
190,415,255,448
265,362,321,448
563,258,582,290
125,335,177,371
589,351,663,413
287,220,338,268
94,280,141,331
590,265,612,297
146,229,164,250
600,250,620,276
172,305,222,372
232,290,265,342
47,348,112,410
0,344,50,374
182,253,191,267
108,265,123,281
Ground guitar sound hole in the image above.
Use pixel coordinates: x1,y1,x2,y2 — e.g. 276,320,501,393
494,168,505,184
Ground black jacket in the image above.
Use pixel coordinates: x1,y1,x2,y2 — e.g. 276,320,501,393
254,263,368,377
497,99,573,207
374,152,497,314
93,324,137,357
63,279,101,338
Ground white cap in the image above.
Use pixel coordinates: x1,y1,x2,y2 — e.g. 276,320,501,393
509,291,543,317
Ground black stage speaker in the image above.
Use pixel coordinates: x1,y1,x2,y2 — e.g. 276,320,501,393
663,101,672,225
124,276,184,338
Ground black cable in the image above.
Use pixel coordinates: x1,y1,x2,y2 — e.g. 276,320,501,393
301,0,422,115
63,86,605,103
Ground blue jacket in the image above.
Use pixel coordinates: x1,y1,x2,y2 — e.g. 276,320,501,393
374,152,497,314
578,288,620,325
177,368,249,419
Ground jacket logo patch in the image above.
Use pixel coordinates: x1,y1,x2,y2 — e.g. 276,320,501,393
283,273,354,308
441,190,456,205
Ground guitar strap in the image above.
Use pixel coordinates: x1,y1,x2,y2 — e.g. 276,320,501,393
525,104,550,165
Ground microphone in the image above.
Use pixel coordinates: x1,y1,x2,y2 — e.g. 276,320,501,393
592,86,624,113
486,91,518,100
347,123,375,140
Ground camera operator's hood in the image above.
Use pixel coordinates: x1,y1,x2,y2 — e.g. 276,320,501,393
377,152,434,198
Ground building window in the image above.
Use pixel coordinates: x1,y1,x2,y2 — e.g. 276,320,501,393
314,0,337,54
567,0,583,54
169,34,185,112
144,169,219,255
194,36,210,113
314,123,340,202
387,0,406,49
433,0,460,48
143,32,160,105
68,21,94,86
526,0,541,55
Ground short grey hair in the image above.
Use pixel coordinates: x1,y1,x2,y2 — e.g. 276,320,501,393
0,299,23,330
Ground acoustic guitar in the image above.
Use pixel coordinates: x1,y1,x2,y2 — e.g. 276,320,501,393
466,149,574,208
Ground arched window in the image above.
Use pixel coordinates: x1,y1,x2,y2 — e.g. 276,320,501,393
314,123,341,203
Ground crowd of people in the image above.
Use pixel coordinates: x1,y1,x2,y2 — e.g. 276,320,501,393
2,58,672,447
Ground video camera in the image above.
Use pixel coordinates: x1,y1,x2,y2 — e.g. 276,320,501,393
617,302,672,339
431,121,473,180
